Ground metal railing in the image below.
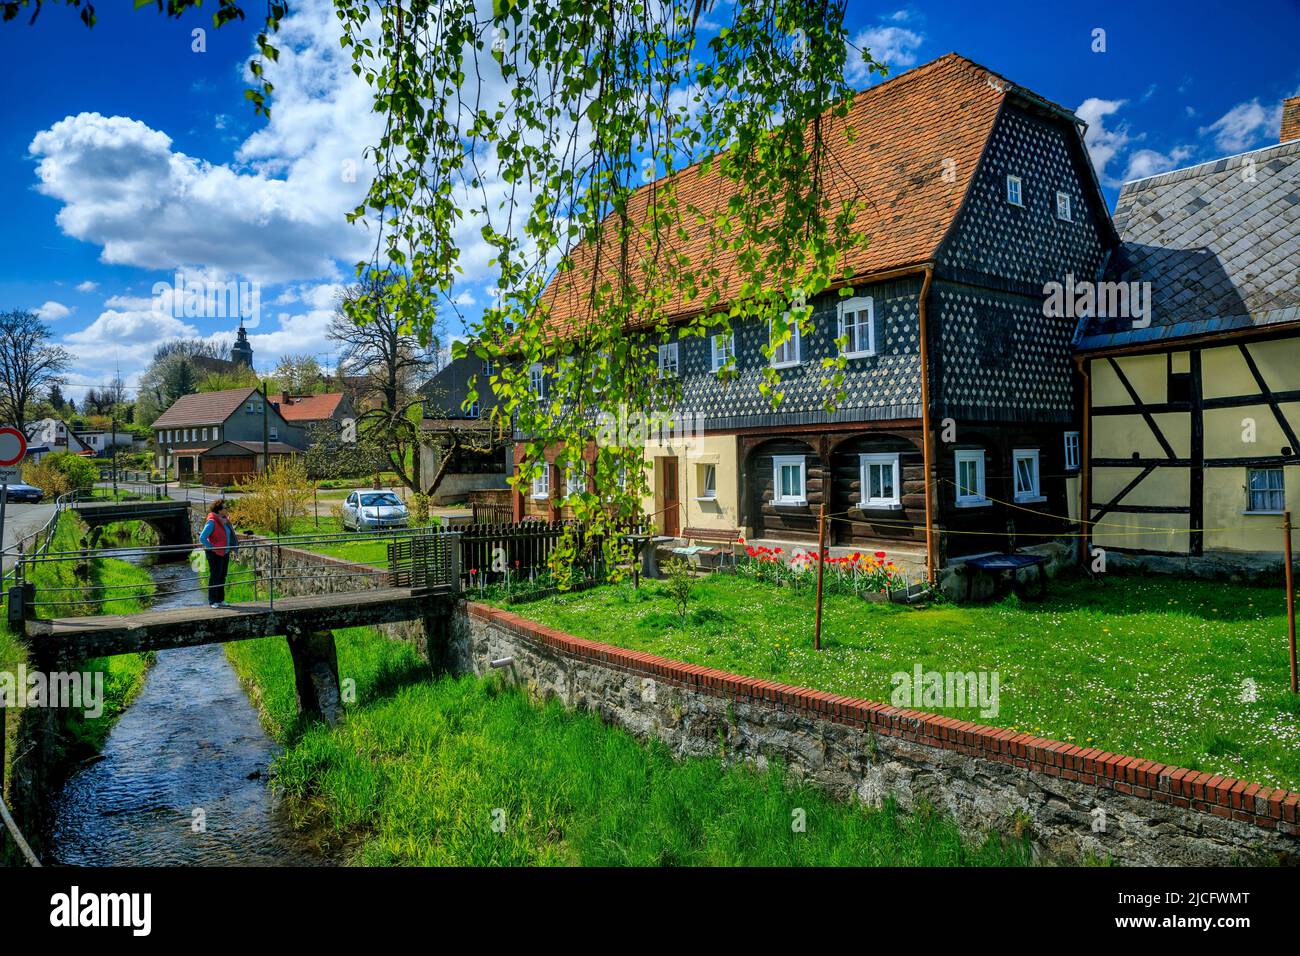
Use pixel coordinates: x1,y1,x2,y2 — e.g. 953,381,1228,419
8,524,462,619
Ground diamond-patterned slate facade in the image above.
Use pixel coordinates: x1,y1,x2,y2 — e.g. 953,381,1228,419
677,275,923,430
940,107,1107,288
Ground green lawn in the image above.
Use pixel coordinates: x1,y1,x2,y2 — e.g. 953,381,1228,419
491,572,1300,792
1,512,154,850
235,515,439,567
225,628,1031,866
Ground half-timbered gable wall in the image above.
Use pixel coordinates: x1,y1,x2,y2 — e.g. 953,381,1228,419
1079,137,1300,565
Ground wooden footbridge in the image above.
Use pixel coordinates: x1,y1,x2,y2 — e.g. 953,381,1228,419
7,524,461,725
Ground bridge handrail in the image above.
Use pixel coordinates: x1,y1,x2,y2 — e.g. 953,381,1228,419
0,794,41,867
12,525,462,615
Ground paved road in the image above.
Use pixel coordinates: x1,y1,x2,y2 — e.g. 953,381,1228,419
2,499,58,574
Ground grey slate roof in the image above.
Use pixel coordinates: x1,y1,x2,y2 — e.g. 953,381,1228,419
1076,139,1300,352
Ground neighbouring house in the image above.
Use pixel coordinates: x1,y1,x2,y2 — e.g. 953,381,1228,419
272,390,355,434
72,427,136,456
24,418,93,460
152,386,308,483
1074,99,1300,572
416,355,508,503
517,53,1117,580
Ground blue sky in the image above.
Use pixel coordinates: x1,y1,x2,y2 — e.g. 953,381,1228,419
0,0,1296,400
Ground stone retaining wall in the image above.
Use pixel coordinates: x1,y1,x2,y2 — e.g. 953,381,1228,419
206,520,1300,865
449,602,1300,866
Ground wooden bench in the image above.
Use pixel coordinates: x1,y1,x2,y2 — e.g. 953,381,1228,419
673,527,743,567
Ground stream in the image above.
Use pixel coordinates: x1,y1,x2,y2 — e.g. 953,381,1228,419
49,553,324,866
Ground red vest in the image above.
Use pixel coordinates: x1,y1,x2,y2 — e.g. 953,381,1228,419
206,513,230,556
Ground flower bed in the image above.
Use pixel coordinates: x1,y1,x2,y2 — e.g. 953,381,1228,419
738,541,909,597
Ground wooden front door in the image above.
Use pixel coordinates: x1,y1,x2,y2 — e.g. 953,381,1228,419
662,457,680,537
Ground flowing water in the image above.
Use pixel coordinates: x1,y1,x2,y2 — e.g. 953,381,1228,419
50,554,324,866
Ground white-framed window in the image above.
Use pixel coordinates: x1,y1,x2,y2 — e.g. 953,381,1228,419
710,331,735,373
530,465,550,499
1247,467,1285,513
566,466,586,498
269,426,279,441
1056,191,1072,222
769,315,801,368
466,400,480,418
245,401,255,414
200,427,208,441
698,463,717,500
954,449,988,506
483,358,496,378
212,426,220,443
1012,448,1044,503
658,342,679,377
1064,431,1080,471
858,453,902,509
837,296,875,358
529,362,546,398
772,454,806,506
1006,174,1023,206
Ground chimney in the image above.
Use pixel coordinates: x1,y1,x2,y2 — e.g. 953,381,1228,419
281,390,291,406
1283,96,1300,143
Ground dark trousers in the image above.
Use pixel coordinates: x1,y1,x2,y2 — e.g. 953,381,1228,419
208,551,230,604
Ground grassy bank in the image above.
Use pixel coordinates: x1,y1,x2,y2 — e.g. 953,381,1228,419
225,627,1031,867
2,512,156,814
491,573,1300,793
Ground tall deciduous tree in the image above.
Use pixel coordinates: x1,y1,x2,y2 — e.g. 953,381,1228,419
12,1,876,534
272,353,325,395
0,309,71,431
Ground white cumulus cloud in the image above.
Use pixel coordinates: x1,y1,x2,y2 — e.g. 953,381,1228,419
1200,98,1283,154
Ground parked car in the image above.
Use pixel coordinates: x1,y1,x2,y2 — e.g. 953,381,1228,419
341,490,409,531
2,483,44,503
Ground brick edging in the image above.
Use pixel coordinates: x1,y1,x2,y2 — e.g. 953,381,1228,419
467,601,1300,835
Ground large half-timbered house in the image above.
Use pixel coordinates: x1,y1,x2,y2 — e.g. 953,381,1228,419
518,54,1116,579
1076,127,1300,568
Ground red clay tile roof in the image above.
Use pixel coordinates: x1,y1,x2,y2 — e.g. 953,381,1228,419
275,392,346,422
540,53,1016,335
152,387,259,428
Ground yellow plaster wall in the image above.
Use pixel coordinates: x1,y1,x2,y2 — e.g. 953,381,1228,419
1091,413,1190,459
1091,353,1166,407
642,433,742,533
1203,465,1300,552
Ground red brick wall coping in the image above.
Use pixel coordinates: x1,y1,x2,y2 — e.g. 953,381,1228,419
467,602,1300,835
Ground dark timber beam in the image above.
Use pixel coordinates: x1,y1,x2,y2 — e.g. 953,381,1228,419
24,588,451,669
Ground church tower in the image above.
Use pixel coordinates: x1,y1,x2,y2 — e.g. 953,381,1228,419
232,323,254,369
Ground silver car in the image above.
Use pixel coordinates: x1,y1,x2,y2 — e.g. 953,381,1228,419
341,490,410,531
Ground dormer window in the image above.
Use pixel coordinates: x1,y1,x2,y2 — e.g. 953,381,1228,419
1056,191,1072,222
1006,175,1023,206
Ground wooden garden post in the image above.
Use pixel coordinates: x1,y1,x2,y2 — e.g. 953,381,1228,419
1286,511,1297,694
814,502,827,652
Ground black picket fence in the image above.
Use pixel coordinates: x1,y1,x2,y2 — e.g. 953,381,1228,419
459,518,648,585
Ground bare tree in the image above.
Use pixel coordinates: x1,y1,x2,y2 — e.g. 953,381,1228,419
327,278,448,491
328,279,444,415
0,309,70,431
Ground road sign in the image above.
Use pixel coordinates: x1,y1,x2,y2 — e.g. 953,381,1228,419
0,426,26,467
0,466,19,484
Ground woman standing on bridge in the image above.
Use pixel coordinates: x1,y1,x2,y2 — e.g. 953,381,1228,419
199,499,237,608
